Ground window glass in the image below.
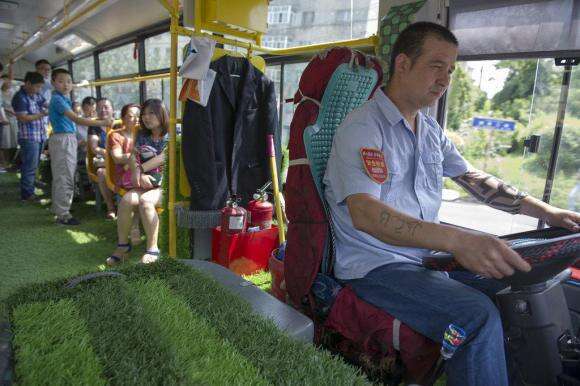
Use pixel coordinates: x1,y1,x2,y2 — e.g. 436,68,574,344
144,32,191,71
146,77,183,107
99,44,138,78
268,5,292,24
281,62,307,148
72,86,96,105
439,59,569,235
100,82,141,118
263,36,288,49
545,61,579,212
265,1,379,47
72,56,94,83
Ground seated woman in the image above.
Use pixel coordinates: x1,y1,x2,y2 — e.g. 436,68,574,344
105,104,141,259
106,99,168,266
87,98,116,219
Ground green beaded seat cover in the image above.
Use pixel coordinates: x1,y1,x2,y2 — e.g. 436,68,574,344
303,63,379,198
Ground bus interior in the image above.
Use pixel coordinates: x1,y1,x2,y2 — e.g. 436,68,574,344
0,0,579,385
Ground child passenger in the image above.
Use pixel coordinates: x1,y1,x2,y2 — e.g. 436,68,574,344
48,69,113,225
106,99,168,266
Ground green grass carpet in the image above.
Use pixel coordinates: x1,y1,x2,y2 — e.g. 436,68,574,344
5,260,370,385
12,299,106,386
0,171,443,385
0,172,148,305
0,171,270,302
243,269,272,291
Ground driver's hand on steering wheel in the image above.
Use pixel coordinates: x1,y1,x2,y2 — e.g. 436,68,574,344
451,231,532,280
544,207,580,232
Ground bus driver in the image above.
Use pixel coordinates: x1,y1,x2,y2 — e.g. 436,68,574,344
323,22,580,386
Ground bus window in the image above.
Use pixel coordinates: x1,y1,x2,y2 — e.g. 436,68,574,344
266,65,281,105
440,59,578,235
547,61,579,213
264,0,379,47
146,77,182,105
73,86,96,104
100,82,140,118
72,56,94,83
99,43,138,78
144,32,190,71
281,62,307,148
72,56,96,102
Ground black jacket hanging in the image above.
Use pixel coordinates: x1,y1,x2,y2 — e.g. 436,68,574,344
182,55,281,210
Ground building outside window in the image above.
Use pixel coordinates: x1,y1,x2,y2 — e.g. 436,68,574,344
262,36,289,49
268,5,292,25
302,11,315,26
264,1,378,48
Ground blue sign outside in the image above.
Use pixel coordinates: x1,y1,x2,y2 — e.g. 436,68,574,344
472,117,516,132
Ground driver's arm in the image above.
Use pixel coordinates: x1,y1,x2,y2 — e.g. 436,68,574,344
452,169,527,214
347,193,455,251
347,193,530,279
452,169,580,231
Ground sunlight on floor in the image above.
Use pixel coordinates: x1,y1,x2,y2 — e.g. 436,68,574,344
65,229,102,244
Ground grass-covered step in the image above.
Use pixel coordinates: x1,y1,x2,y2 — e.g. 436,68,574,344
4,259,370,385
130,279,268,385
12,299,106,386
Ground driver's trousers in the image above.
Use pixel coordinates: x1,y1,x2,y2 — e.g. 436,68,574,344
344,263,508,386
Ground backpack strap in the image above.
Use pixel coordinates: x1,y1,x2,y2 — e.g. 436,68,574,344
296,88,321,107
289,158,310,167
392,318,401,351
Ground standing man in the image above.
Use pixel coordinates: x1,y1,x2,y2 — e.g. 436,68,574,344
35,59,52,104
11,72,47,201
323,22,580,386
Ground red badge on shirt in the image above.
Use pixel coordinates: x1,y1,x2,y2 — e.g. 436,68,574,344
360,147,388,184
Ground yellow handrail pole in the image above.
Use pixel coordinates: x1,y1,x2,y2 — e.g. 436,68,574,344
256,35,377,56
167,0,179,258
267,135,285,245
174,25,376,57
79,72,173,88
194,0,202,32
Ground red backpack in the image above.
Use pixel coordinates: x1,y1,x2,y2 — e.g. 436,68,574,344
284,47,439,383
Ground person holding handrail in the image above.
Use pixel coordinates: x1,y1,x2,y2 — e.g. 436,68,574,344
48,69,113,225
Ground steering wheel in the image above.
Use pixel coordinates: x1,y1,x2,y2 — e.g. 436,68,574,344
423,228,580,287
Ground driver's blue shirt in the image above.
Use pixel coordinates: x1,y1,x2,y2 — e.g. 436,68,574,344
323,89,469,280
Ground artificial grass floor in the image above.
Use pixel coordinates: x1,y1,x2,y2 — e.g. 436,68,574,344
0,172,370,385
0,172,146,304
0,172,444,386
6,260,371,385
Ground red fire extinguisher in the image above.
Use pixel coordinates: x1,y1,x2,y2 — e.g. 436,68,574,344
220,195,247,234
248,182,273,230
